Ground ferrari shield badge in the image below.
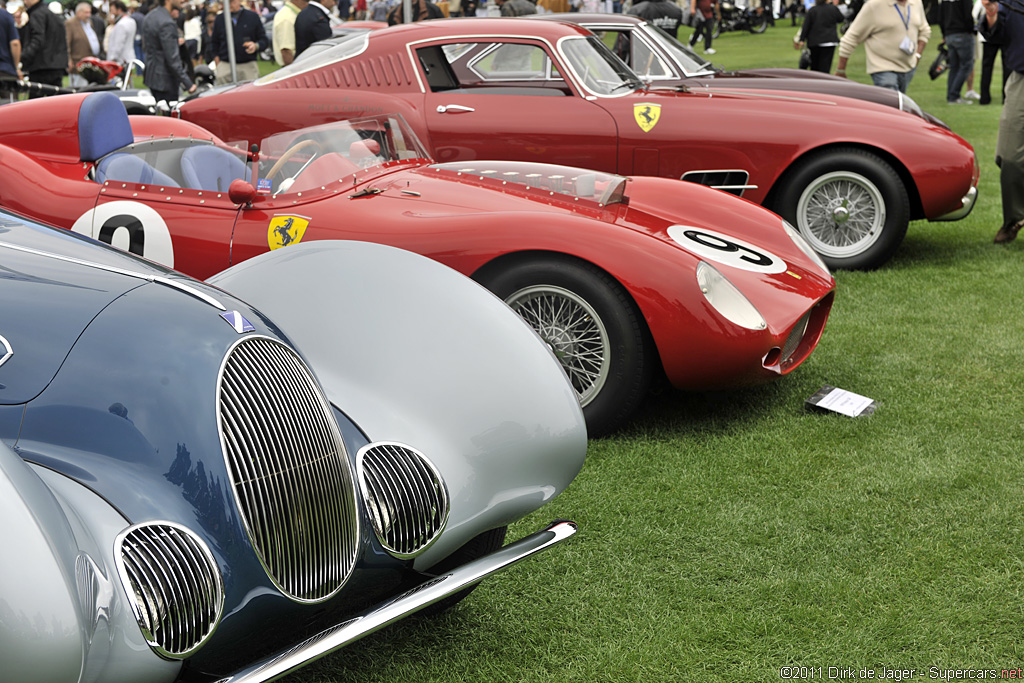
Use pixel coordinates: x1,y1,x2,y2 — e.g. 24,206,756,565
267,215,310,250
633,104,661,133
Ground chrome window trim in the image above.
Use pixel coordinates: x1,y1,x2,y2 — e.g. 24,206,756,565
464,42,561,83
406,33,562,95
556,35,637,99
0,240,226,311
584,23,681,81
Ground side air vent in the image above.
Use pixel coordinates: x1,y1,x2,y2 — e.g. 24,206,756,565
115,522,224,659
358,442,449,559
681,169,755,197
218,336,359,602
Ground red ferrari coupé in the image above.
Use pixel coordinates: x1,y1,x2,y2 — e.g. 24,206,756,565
178,17,978,271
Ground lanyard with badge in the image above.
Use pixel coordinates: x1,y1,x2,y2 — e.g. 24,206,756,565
895,2,915,54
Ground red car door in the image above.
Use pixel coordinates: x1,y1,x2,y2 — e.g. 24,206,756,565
73,184,240,280
414,40,619,171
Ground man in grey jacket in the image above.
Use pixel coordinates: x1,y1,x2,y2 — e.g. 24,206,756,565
142,0,195,107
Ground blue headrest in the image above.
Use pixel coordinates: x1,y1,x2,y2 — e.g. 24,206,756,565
79,92,134,162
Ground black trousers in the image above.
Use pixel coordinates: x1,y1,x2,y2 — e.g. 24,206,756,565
980,40,1006,105
809,45,836,74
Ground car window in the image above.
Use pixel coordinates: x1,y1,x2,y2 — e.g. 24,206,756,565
644,24,715,76
558,36,641,97
419,41,570,95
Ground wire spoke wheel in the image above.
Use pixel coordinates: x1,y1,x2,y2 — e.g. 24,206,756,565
797,170,886,259
505,284,611,407
775,148,909,270
478,258,651,436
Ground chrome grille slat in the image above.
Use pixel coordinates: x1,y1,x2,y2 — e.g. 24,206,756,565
782,311,811,363
357,443,449,559
218,337,358,602
116,523,224,659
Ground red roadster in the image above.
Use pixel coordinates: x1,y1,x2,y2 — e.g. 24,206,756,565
178,17,978,271
0,92,834,435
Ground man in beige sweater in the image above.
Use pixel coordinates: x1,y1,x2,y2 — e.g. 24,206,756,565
834,0,931,93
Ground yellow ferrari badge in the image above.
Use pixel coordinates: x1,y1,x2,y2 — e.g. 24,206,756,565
267,215,310,250
633,103,661,133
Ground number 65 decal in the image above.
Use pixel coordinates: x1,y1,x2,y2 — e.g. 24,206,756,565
667,225,787,274
72,201,175,268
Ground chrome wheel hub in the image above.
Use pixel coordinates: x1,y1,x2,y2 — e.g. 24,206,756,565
796,170,886,259
505,284,610,407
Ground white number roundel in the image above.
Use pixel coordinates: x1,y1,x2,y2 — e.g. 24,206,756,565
667,225,787,274
72,201,175,268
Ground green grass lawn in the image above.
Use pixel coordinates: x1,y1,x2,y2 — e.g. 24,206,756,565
272,23,1021,683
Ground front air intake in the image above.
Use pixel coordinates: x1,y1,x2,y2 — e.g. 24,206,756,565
218,336,359,602
358,442,449,559
116,522,224,658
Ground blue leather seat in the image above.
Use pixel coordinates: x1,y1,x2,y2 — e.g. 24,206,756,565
180,145,251,192
95,153,180,187
79,92,134,163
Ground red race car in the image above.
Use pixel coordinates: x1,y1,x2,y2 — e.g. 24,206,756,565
178,17,978,271
0,92,834,435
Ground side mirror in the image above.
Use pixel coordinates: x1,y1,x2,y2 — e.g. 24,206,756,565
229,179,257,206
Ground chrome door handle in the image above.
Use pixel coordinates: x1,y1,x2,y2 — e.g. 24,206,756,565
436,104,476,114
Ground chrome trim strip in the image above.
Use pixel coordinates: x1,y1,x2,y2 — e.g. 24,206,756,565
0,240,226,311
0,334,11,368
212,520,578,683
694,87,838,105
931,186,978,222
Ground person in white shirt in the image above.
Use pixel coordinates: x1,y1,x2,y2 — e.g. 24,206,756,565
106,0,137,68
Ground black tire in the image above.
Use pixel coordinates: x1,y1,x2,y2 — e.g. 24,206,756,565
479,258,652,437
419,527,507,615
711,20,722,39
773,147,910,270
748,12,768,33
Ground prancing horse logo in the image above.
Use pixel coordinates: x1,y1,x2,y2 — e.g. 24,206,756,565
267,215,311,250
633,103,662,133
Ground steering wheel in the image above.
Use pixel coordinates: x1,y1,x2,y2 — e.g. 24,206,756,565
266,139,323,180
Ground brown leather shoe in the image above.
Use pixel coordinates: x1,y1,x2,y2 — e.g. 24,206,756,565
994,220,1024,244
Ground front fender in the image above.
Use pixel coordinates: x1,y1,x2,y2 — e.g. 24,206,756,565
0,439,86,683
207,241,587,569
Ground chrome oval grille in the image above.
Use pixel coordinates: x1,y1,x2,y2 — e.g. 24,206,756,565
358,442,449,558
115,522,224,659
218,336,358,602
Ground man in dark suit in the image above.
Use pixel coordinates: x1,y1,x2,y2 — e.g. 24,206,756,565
294,0,335,58
210,0,268,83
18,0,68,97
142,0,196,107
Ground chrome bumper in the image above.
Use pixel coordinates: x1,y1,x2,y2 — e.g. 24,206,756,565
213,520,578,683
932,185,978,222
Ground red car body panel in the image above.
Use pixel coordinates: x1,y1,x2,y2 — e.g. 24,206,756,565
0,93,834,402
178,18,977,224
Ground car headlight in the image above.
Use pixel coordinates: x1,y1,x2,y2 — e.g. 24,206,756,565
781,219,831,276
695,261,766,330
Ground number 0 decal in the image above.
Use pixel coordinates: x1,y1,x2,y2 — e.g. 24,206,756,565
72,201,175,268
667,226,787,274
